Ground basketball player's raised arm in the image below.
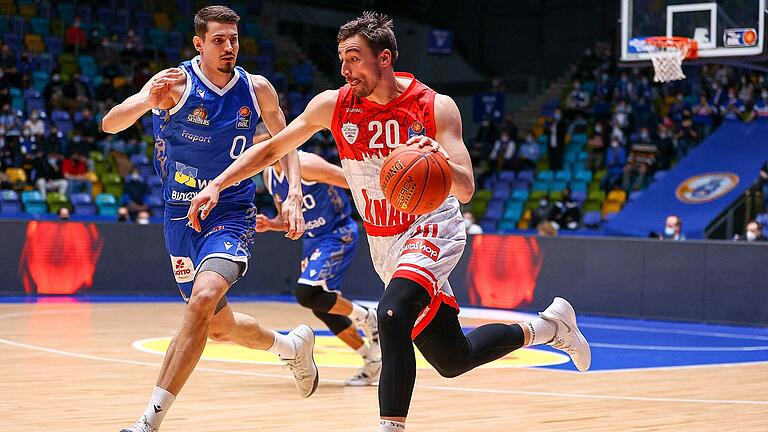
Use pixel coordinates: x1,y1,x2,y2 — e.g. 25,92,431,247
299,152,349,189
251,74,305,238
422,94,475,203
101,68,185,133
187,90,337,232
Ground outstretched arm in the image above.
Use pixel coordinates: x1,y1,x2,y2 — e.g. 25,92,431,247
252,75,304,239
187,89,337,232
299,151,349,189
101,68,185,133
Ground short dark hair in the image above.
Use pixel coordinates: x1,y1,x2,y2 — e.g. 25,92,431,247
337,11,398,63
194,6,240,38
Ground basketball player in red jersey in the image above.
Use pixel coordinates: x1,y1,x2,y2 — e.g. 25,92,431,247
189,12,591,431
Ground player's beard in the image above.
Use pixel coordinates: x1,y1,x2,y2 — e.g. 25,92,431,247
218,63,235,74
353,69,381,98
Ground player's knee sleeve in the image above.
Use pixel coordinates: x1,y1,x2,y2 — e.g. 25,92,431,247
198,257,242,314
294,283,337,312
313,310,353,335
377,278,432,340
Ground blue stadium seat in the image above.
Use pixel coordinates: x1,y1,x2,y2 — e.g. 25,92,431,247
21,190,47,214
71,192,97,216
496,170,515,182
485,200,504,221
537,170,554,181
583,211,602,228
574,169,593,182
555,170,572,182
0,189,21,215
504,201,523,220
498,219,518,232
510,189,529,202
95,193,118,217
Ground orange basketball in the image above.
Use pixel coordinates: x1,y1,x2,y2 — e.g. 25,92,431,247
380,145,452,215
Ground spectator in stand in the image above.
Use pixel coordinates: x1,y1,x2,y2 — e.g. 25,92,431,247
75,108,100,150
41,125,67,155
500,114,518,141
536,220,558,237
65,17,88,51
117,206,130,223
746,88,768,122
547,108,566,171
585,121,606,172
0,103,21,133
566,80,590,111
472,117,498,162
57,207,71,220
24,109,45,138
530,198,553,228
632,96,655,131
33,152,67,197
516,132,540,171
124,169,150,219
0,134,22,169
734,220,765,242
675,115,698,159
622,128,657,191
489,130,515,172
759,160,768,212
710,81,727,108
720,87,745,121
659,215,685,241
654,123,675,171
0,44,20,88
123,28,145,58
65,72,94,109
602,137,627,192
136,209,151,225
612,99,631,133
62,152,92,197
692,95,716,136
462,212,483,235
668,93,687,124
549,187,581,230
43,71,66,112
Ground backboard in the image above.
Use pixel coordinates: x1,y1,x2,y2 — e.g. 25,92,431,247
620,0,766,62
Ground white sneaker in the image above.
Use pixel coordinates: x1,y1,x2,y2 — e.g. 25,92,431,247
359,307,380,359
345,357,382,386
539,297,591,371
281,324,319,397
120,416,156,432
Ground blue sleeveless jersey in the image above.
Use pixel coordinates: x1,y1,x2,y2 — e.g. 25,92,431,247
264,159,352,238
152,56,259,207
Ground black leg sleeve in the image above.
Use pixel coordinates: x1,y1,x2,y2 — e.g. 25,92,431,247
377,278,431,418
414,303,525,378
313,310,354,335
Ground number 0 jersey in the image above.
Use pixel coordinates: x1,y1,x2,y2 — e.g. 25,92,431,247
330,72,438,237
152,56,260,207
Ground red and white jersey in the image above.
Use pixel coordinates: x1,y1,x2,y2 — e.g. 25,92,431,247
330,72,437,237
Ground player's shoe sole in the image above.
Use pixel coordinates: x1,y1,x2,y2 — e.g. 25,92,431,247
539,297,591,371
282,324,319,397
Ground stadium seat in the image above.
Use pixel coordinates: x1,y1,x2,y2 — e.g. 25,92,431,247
629,190,643,201
602,200,623,218
21,190,47,214
531,180,549,193
549,190,564,201
583,211,602,228
606,190,627,204
756,213,768,227
583,200,601,213
524,199,541,211
491,187,510,201
95,193,118,217
554,170,572,182
504,201,523,220
71,192,97,216
497,170,515,182
30,17,49,35
516,170,535,183
147,194,164,215
57,4,75,24
574,170,593,182
46,192,70,214
479,219,497,233
571,190,587,203
570,181,588,192
587,190,606,202
537,170,554,181
510,189,529,202
24,34,45,53
0,189,21,214
6,167,27,189
485,200,504,221
498,219,518,232
549,180,568,193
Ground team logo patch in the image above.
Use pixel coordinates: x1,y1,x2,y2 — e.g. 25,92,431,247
187,106,210,126
676,172,740,204
341,122,359,144
204,225,225,238
310,249,322,261
170,256,194,284
724,28,757,47
174,162,199,187
408,121,425,138
401,238,441,262
224,241,233,250
236,106,251,129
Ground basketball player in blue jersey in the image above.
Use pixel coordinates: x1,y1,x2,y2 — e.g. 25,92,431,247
260,150,382,385
102,6,318,432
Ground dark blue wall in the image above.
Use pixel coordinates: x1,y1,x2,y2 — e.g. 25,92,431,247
1,220,765,326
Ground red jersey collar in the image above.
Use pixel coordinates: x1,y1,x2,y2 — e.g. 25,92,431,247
358,72,418,109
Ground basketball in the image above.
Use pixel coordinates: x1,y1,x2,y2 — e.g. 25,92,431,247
379,145,453,215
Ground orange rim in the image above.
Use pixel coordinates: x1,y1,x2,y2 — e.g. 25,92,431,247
645,36,698,59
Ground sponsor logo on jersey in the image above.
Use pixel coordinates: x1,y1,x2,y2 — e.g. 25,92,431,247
224,241,233,250
236,106,251,129
408,121,425,138
310,248,322,261
346,107,362,113
204,225,225,238
171,190,198,201
173,162,214,190
187,106,210,126
724,28,757,47
341,122,359,144
675,172,739,204
170,256,194,283
180,130,212,144
305,216,327,231
197,88,206,98
361,188,418,227
401,238,440,262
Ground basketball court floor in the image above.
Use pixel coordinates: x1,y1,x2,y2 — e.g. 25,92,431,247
2,298,766,431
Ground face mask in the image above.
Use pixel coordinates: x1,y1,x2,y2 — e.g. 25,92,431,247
137,217,150,225
539,199,548,207
664,227,675,236
762,92,768,99
746,231,757,241
554,113,562,120
463,219,472,229
131,173,141,180
595,127,602,133
611,141,619,148
527,135,534,142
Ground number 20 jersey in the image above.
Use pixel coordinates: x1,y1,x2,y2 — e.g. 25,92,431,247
330,72,438,237
152,56,260,208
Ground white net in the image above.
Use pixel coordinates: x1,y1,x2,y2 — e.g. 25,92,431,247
649,50,686,82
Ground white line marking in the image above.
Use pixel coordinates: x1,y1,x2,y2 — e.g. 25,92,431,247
590,343,768,352
2,336,768,406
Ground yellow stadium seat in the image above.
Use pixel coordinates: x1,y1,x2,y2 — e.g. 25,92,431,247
6,167,26,183
606,190,627,204
153,13,171,31
602,201,623,219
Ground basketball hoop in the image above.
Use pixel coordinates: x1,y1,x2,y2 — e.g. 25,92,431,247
644,37,698,83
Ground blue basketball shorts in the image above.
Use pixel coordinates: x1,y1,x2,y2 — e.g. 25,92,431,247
163,203,257,301
298,217,358,291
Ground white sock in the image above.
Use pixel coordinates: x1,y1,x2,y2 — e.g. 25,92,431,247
379,419,406,431
524,317,557,346
348,303,369,323
267,330,297,359
356,342,370,359
140,386,176,430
